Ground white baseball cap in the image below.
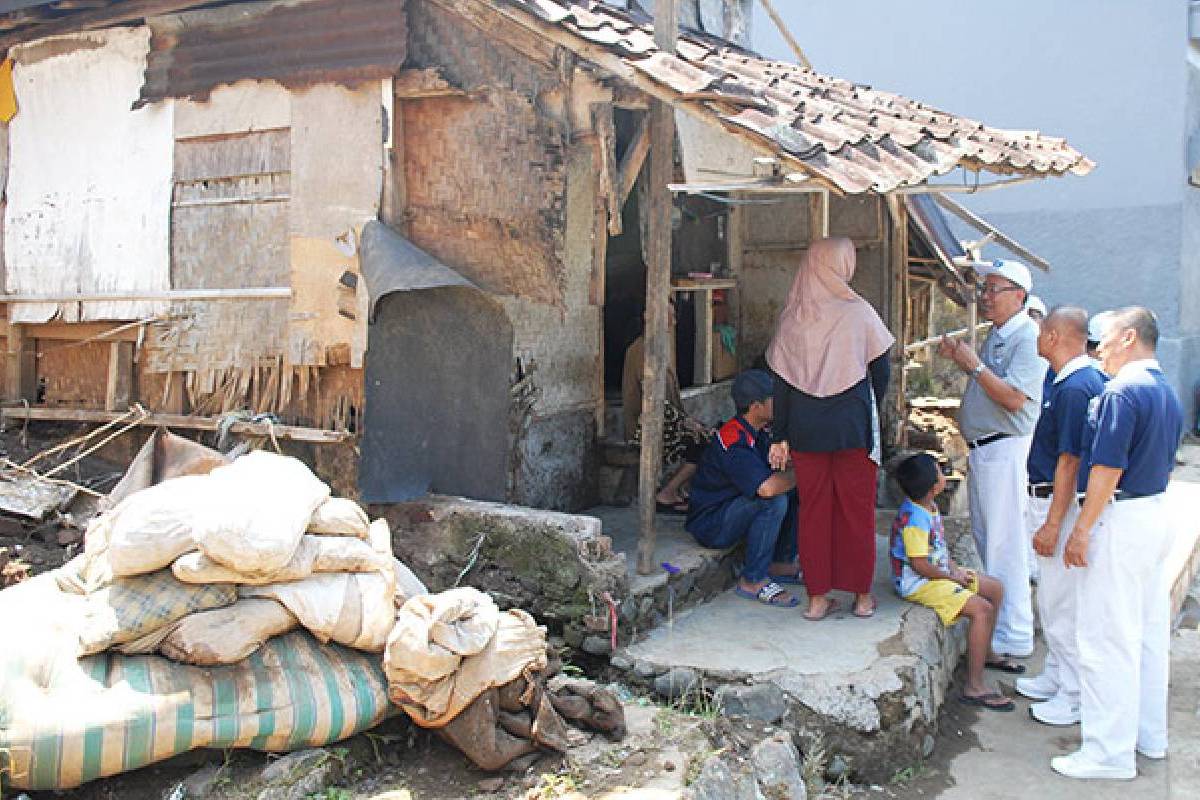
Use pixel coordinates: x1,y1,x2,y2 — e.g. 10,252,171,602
981,259,1032,293
1025,295,1047,317
1088,311,1114,344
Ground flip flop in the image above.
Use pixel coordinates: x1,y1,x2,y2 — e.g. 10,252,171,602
852,597,877,618
768,570,804,585
802,597,840,621
985,658,1027,674
959,693,1016,712
734,581,800,608
655,501,688,516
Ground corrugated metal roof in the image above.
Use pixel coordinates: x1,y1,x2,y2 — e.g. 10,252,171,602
137,0,405,105
499,0,1094,194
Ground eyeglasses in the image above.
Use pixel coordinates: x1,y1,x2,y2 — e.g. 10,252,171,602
977,284,1022,296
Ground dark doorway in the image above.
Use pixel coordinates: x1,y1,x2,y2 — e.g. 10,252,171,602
360,286,513,503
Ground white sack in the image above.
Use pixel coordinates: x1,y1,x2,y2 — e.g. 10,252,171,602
308,497,370,539
196,451,330,577
98,475,212,577
368,518,393,556
393,558,428,608
160,599,298,665
172,535,385,585
241,568,396,652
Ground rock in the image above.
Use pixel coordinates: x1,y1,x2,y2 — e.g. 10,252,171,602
505,752,542,773
582,635,612,655
663,760,676,772
610,654,633,671
477,776,505,792
182,764,224,799
825,753,849,782
625,751,648,767
715,683,788,723
654,667,699,701
922,734,935,758
633,660,659,679
257,749,342,800
689,755,760,800
751,737,806,800
56,526,83,546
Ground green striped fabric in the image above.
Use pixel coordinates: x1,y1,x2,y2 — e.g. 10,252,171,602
1,631,392,791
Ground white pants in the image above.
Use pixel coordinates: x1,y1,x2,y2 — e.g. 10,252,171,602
1025,493,1082,705
968,435,1034,655
1077,495,1172,770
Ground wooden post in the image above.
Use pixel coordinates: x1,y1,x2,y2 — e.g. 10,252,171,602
636,0,678,576
693,289,714,385
105,341,135,411
4,324,36,404
885,195,909,449
726,192,745,368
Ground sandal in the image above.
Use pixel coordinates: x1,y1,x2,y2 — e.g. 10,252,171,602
655,501,688,516
768,570,803,586
985,658,1026,675
853,596,877,618
734,581,800,608
959,693,1016,712
802,597,840,621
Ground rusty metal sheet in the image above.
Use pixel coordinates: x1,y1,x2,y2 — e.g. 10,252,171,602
138,0,406,106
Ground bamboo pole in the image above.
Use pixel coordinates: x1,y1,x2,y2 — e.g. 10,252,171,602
637,0,679,576
757,0,812,69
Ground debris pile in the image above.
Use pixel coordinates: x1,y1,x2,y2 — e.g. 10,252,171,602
0,432,624,793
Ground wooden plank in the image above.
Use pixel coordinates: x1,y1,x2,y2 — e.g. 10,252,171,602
0,407,352,443
0,288,291,303
617,112,650,206
592,102,622,236
886,195,908,448
105,341,135,412
933,193,1051,272
756,0,813,69
693,289,714,386
670,278,737,291
637,0,678,575
26,321,140,343
4,324,36,404
726,192,745,369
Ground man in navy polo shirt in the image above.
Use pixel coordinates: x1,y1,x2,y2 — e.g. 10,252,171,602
687,370,800,608
1017,306,1107,726
1052,307,1184,781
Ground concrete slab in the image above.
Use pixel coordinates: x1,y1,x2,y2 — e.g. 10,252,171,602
588,504,727,594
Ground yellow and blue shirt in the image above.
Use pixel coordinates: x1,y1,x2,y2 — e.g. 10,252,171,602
889,498,948,597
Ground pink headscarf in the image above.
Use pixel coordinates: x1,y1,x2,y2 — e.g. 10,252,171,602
766,237,894,397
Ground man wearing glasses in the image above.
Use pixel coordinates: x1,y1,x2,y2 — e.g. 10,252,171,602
938,261,1046,661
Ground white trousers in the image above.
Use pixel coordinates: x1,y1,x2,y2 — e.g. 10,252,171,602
1077,495,1172,770
968,435,1034,655
1025,493,1082,704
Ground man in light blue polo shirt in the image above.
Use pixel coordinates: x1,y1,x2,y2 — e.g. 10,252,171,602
1017,306,1106,726
939,260,1045,659
1053,306,1184,781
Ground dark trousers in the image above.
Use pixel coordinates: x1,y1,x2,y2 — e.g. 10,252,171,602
693,491,798,582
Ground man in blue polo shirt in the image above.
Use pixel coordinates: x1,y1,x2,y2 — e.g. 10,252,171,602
687,370,800,608
1052,307,1184,781
1017,306,1107,726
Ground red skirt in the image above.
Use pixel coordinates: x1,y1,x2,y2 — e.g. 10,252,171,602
790,448,877,596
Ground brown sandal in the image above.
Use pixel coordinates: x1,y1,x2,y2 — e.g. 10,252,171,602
803,597,840,621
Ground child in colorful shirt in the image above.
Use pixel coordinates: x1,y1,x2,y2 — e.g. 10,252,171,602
890,453,1018,711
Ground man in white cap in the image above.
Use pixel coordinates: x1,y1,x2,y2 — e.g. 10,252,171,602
1053,306,1183,780
1087,312,1113,370
939,260,1045,661
1026,295,1047,323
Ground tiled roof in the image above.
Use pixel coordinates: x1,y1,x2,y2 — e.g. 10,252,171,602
504,0,1094,194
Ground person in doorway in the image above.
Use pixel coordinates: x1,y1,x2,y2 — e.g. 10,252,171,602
890,453,1014,710
686,370,800,607
766,237,893,621
937,260,1045,659
622,299,710,514
1018,306,1107,726
1052,307,1183,781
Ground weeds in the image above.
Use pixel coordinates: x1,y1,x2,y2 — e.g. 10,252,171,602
800,733,828,797
683,747,726,787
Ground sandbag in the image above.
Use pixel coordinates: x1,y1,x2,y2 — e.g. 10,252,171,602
196,451,330,577
77,569,237,656
160,599,298,665
241,567,396,652
384,588,548,727
308,497,370,538
104,429,231,511
392,557,428,608
0,630,391,791
172,536,387,585
94,475,212,578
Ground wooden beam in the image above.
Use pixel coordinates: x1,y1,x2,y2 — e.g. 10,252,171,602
592,102,622,236
105,341,135,412
637,0,678,577
0,407,352,443
693,290,714,386
0,0,213,49
0,288,291,303
885,195,909,449
4,324,36,404
932,193,1051,272
756,0,813,70
617,111,650,206
26,321,140,343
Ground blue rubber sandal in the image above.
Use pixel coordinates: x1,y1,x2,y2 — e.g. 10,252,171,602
734,581,800,608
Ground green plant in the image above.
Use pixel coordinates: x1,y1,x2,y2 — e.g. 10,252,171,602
800,734,828,797
890,761,929,786
307,789,352,800
684,747,726,787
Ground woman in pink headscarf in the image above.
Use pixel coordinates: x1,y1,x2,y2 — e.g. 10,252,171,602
766,237,894,621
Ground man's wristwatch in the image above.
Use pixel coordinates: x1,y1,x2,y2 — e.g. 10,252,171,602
970,363,986,379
